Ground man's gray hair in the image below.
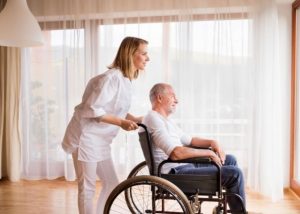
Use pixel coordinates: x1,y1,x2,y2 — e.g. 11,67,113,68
149,83,169,104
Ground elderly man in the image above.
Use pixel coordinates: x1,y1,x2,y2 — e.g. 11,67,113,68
142,83,246,213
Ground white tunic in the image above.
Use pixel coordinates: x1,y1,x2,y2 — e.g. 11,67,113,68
62,68,132,162
142,110,192,174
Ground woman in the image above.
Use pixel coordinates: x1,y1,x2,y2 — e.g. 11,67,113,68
62,36,150,214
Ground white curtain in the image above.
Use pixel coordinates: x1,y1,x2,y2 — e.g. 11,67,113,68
247,1,291,200
21,0,291,200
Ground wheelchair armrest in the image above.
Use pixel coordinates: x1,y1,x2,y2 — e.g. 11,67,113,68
186,146,212,150
163,157,212,164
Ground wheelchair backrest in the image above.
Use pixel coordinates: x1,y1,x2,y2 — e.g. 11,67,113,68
138,123,156,176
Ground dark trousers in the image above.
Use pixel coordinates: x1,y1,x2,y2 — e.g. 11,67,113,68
170,154,245,212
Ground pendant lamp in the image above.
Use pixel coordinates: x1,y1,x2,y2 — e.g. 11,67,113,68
0,0,44,47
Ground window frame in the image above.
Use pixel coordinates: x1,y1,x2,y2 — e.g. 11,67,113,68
290,0,300,197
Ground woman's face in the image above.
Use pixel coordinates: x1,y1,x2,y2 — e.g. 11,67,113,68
132,43,150,70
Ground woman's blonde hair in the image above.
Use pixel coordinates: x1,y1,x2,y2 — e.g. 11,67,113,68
108,37,148,80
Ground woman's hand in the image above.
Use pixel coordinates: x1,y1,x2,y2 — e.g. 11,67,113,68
120,119,139,131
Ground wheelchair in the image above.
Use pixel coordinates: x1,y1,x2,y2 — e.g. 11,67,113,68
104,124,246,214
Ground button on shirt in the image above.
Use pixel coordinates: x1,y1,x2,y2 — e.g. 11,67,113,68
62,68,132,162
142,110,192,174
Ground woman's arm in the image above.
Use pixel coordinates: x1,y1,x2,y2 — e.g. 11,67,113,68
126,113,143,123
96,114,138,131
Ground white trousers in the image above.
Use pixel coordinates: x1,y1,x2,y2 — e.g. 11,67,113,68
72,150,119,214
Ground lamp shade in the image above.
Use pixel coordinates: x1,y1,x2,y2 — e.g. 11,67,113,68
0,0,44,47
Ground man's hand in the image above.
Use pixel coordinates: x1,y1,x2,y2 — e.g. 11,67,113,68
210,140,226,165
209,150,222,167
120,119,138,131
217,149,226,165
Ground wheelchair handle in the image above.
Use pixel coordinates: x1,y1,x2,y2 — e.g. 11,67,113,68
137,123,147,130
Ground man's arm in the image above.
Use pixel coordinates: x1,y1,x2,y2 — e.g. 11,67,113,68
190,137,213,148
169,146,222,166
190,137,225,164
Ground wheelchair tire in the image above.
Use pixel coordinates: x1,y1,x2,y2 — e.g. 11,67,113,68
127,161,149,178
125,161,149,212
104,175,193,214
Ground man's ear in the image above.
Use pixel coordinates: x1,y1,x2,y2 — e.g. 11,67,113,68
157,95,162,103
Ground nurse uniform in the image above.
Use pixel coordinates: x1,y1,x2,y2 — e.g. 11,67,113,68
62,68,132,214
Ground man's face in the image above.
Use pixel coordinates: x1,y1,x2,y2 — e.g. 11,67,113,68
161,86,178,114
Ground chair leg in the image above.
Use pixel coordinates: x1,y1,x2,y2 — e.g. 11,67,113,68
225,193,247,214
213,204,224,214
190,194,202,214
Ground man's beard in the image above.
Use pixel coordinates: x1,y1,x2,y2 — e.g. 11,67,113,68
168,107,176,114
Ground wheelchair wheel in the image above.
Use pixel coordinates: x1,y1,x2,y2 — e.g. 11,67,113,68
125,161,149,212
127,161,149,178
104,175,193,214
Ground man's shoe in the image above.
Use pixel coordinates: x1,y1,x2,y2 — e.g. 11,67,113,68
212,206,223,214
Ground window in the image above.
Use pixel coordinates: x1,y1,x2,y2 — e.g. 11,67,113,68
22,29,85,178
22,16,251,179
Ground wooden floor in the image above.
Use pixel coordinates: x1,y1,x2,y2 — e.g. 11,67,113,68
0,177,299,214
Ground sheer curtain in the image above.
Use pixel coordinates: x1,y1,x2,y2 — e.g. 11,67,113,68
21,0,291,200
247,1,291,200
